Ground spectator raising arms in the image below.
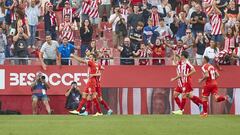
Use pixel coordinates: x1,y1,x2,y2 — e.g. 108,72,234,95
44,2,58,40
25,0,41,48
59,14,75,44
118,37,134,65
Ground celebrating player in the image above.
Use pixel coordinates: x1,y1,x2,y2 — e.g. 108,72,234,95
199,56,233,118
88,62,113,115
171,51,202,115
69,53,102,116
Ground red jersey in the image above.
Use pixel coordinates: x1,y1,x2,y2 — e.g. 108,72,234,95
87,60,97,80
177,60,194,84
210,14,222,35
95,63,104,86
201,63,218,85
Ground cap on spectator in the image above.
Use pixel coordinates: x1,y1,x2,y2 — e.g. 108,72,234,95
152,5,158,9
65,1,70,4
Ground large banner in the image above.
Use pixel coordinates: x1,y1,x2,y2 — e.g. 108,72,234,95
0,65,240,95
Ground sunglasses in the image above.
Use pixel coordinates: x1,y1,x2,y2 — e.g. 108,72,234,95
186,32,191,34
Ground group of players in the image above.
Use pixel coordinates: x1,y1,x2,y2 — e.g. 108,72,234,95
171,51,232,118
68,50,232,118
69,53,113,116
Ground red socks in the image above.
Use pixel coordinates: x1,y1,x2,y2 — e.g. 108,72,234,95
93,98,102,113
77,98,87,112
100,100,110,110
203,101,208,114
216,96,226,102
181,98,186,110
174,97,181,109
86,100,92,113
190,96,202,106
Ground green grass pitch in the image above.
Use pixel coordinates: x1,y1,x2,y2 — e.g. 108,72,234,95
0,115,239,135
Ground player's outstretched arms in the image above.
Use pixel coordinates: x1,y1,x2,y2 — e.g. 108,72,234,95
70,54,87,64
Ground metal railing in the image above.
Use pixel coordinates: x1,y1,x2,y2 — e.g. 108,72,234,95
0,57,204,66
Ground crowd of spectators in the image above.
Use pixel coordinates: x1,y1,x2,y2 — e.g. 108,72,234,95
0,0,240,66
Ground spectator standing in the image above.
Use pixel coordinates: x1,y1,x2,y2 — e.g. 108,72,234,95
25,0,41,48
181,29,195,61
224,1,240,29
129,21,144,52
195,32,209,65
203,39,219,64
0,0,5,25
142,5,166,27
44,2,58,40
128,5,144,29
58,37,75,65
61,1,73,22
155,18,173,39
0,26,7,64
118,37,134,65
143,19,159,45
39,34,59,70
150,38,166,65
115,17,128,48
224,27,236,51
190,3,207,37
175,11,188,40
59,14,75,44
80,19,93,57
13,23,29,65
109,6,123,48
99,0,111,19
133,43,152,65
209,3,223,47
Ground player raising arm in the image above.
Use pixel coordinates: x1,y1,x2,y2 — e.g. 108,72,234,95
69,53,102,116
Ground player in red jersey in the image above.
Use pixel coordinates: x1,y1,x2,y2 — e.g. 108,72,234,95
171,51,202,115
86,62,113,116
69,53,102,116
199,56,233,118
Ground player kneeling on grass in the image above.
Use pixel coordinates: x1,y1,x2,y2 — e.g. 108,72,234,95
31,72,52,114
171,51,203,115
199,56,233,118
69,53,103,116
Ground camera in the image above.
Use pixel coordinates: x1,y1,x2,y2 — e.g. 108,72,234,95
41,76,46,80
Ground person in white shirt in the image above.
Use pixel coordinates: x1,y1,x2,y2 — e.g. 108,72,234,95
203,40,219,64
0,27,7,65
109,6,123,48
25,0,40,48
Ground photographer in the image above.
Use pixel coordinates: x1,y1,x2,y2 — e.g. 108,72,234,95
65,81,85,112
31,72,51,115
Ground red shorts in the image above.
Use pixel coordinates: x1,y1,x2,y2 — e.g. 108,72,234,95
174,83,193,93
84,79,96,94
96,86,102,97
202,84,218,97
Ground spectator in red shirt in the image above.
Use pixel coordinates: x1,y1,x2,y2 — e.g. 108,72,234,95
133,43,152,65
150,38,166,65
